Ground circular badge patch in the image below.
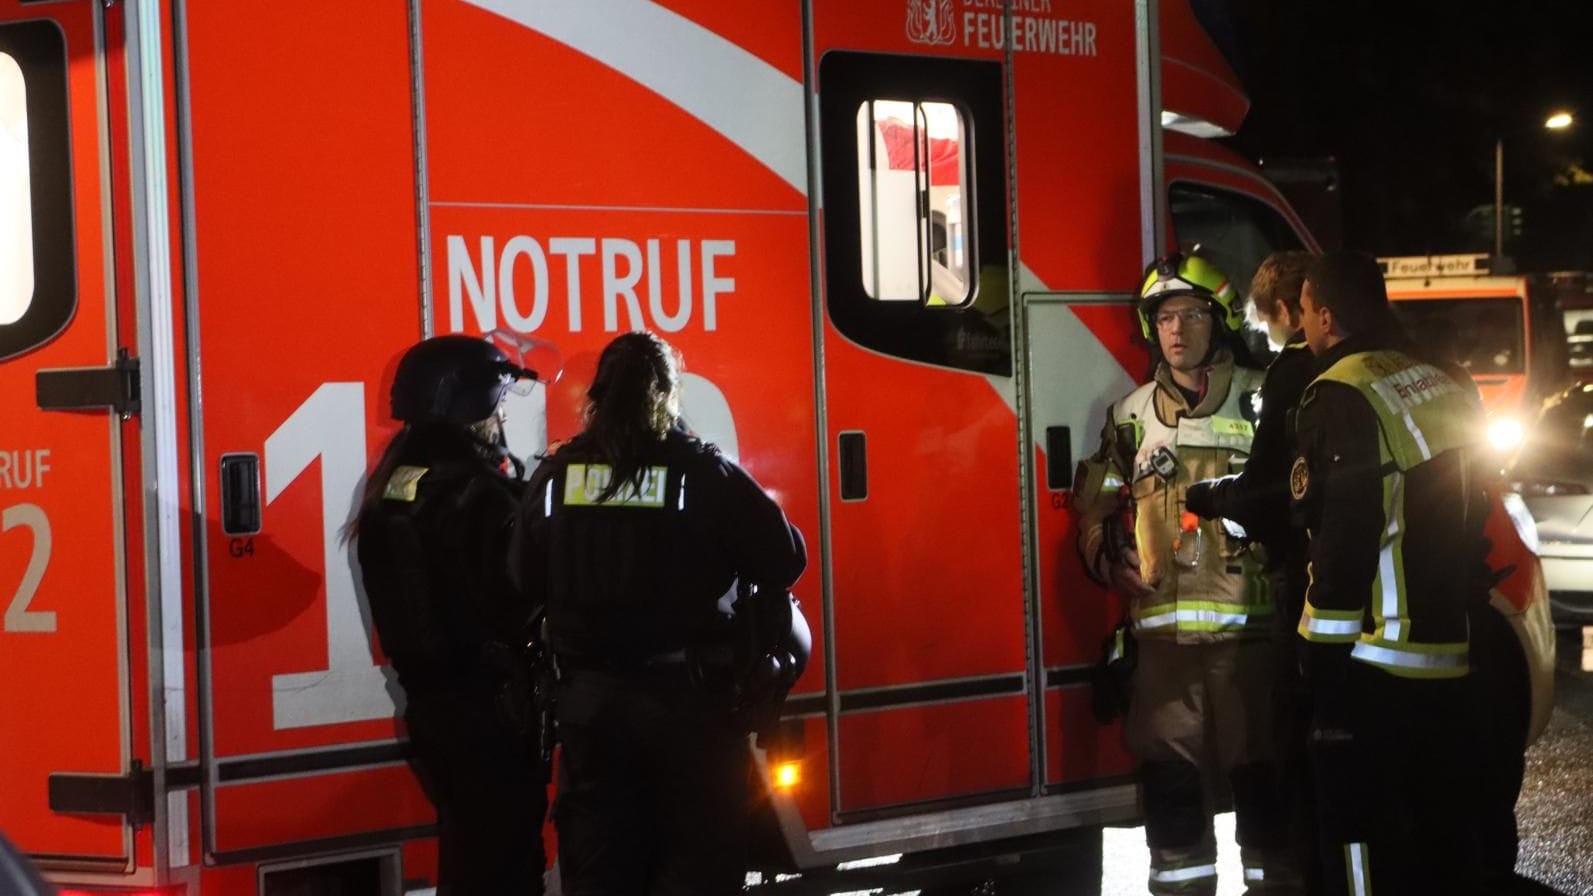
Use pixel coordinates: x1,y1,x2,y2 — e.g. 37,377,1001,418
1290,456,1310,500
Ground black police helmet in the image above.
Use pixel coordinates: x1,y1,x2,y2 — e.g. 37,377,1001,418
688,582,811,732
390,334,528,425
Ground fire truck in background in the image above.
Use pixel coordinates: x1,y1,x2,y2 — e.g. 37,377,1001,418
1,1,1321,892
1381,254,1572,458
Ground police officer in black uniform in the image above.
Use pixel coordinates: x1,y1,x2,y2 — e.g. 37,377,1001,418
512,331,806,896
351,334,547,895
1183,250,1319,894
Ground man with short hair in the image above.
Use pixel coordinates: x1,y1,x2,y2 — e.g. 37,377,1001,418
1186,249,1316,612
1075,253,1292,895
1184,249,1320,893
1291,250,1489,895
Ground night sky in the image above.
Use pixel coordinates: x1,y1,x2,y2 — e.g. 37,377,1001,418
1200,0,1593,270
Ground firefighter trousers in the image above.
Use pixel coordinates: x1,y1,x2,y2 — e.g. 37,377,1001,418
1126,637,1296,896
553,664,753,896
1309,662,1483,895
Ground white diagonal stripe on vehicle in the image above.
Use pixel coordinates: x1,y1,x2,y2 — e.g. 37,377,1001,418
461,0,806,195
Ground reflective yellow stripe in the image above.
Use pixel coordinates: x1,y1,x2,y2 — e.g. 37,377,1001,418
1375,471,1408,642
1350,639,1468,679
1149,863,1217,884
1135,601,1273,633
1345,842,1372,896
1299,602,1361,643
1107,627,1129,663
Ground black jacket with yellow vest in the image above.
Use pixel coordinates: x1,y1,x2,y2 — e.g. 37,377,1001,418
1292,333,1490,680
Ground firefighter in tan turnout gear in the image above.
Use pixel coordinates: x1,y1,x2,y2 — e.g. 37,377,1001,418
1076,254,1294,895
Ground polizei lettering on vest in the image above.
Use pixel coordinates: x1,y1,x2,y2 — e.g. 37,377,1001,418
446,234,736,335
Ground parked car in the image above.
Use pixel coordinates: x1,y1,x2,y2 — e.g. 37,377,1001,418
1507,382,1593,627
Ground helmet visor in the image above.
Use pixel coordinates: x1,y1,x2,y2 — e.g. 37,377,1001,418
487,328,563,393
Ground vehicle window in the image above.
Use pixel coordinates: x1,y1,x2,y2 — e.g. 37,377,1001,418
1565,309,1593,371
1390,298,1525,376
0,21,74,362
1521,393,1593,475
857,99,971,306
820,52,1008,376
1,51,31,325
1169,182,1304,308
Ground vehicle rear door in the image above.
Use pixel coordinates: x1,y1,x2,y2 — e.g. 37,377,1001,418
0,0,136,872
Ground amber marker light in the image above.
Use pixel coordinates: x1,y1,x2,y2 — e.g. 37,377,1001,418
773,760,801,790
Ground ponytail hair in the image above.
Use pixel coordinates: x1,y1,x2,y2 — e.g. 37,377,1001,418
578,331,681,502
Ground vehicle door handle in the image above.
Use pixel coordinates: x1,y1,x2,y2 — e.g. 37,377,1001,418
219,453,262,535
838,431,867,501
1045,425,1072,489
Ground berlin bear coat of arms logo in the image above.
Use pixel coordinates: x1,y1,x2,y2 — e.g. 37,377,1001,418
906,0,957,46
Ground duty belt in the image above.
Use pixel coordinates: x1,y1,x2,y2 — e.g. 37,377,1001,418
557,648,689,676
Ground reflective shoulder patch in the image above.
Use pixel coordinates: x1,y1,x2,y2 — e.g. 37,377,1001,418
1209,416,1254,438
564,463,669,508
383,465,428,502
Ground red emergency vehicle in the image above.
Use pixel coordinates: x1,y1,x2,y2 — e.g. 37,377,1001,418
1,1,1320,891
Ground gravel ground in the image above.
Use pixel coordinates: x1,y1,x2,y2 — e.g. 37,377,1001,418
1514,627,1593,896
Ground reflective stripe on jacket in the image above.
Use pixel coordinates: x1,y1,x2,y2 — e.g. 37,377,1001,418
1298,349,1480,679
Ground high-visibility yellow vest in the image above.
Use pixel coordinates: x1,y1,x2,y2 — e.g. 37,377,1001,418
1298,350,1480,679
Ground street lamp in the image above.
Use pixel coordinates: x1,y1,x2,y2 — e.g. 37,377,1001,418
1496,111,1575,260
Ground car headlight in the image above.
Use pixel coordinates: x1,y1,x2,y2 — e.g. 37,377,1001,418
1487,416,1524,451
